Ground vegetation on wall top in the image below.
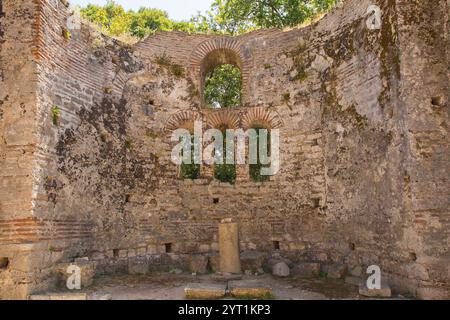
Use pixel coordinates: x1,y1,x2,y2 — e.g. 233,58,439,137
79,0,340,40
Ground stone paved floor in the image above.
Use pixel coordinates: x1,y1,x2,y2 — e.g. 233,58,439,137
76,273,401,300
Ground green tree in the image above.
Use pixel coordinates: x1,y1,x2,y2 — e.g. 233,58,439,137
204,64,243,109
210,0,339,34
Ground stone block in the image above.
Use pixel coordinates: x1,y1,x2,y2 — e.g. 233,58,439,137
188,255,209,274
240,251,266,272
292,262,320,278
219,222,241,274
185,283,227,299
228,280,273,299
89,293,113,300
128,257,149,275
359,283,392,298
29,293,88,300
271,261,290,277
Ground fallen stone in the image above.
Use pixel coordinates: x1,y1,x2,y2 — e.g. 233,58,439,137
271,262,290,277
185,283,227,299
228,280,273,299
240,251,266,272
128,257,149,275
291,262,320,278
29,293,88,300
322,263,347,279
359,283,392,298
188,255,209,274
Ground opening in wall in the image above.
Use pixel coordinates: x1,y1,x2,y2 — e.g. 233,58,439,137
273,241,280,250
0,257,9,270
249,127,271,182
214,129,236,184
180,135,201,180
113,249,120,258
165,243,173,254
204,64,242,109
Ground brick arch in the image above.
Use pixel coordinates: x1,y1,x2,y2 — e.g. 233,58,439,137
241,107,284,130
164,110,202,133
205,109,241,130
189,37,251,106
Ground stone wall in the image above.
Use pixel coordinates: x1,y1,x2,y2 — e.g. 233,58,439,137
0,0,448,299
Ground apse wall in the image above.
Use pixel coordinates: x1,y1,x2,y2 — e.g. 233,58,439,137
0,0,448,299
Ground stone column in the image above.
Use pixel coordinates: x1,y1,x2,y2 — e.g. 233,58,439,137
218,220,241,274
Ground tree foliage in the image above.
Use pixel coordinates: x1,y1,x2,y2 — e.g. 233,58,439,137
204,64,242,109
80,0,340,38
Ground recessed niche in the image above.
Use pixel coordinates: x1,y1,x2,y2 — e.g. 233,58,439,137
312,198,321,209
273,241,280,250
349,243,356,251
0,257,10,269
409,252,417,262
312,139,319,146
113,249,119,258
124,194,131,203
165,243,173,253
213,198,220,204
431,96,445,107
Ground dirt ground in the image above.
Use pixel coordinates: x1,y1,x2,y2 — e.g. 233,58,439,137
81,272,378,300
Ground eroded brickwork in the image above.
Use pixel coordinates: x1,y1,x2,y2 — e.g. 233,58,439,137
0,0,448,299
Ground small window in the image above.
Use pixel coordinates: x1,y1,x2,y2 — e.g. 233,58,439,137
0,257,10,269
312,198,321,209
165,243,172,254
250,128,271,182
180,135,201,180
273,241,280,251
214,130,236,184
213,198,220,204
205,64,242,109
113,249,120,258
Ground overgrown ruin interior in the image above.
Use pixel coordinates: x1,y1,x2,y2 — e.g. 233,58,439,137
0,0,449,299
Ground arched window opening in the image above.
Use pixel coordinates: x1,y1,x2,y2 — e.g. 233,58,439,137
249,127,271,182
214,129,236,184
205,64,242,109
180,134,201,180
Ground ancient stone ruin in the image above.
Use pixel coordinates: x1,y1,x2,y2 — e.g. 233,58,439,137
0,0,449,299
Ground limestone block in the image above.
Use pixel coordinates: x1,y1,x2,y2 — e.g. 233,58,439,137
228,280,273,299
271,262,290,277
359,283,392,298
292,262,320,278
89,293,113,300
185,283,227,299
218,222,241,274
240,251,266,272
29,293,88,300
188,255,209,274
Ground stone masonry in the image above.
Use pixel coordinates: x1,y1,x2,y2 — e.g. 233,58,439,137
0,0,449,299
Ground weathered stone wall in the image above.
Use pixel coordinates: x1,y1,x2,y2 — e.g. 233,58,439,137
0,0,448,299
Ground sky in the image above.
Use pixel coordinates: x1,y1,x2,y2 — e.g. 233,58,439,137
70,0,214,21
